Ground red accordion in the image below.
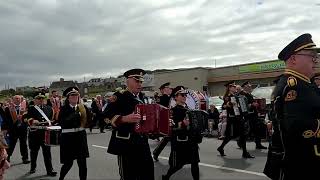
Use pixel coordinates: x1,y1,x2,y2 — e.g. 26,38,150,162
135,104,171,135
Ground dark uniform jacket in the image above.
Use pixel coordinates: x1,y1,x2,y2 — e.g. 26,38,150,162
26,105,53,143
159,94,170,108
273,69,320,177
104,90,150,155
58,104,89,163
0,108,5,127
169,104,200,166
2,106,28,131
91,99,106,117
26,105,53,127
240,91,257,115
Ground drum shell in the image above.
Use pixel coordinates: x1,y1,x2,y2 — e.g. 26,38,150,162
45,128,61,146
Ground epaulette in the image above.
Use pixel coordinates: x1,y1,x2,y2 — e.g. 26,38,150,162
287,76,297,87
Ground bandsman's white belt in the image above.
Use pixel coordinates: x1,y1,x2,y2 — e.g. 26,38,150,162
30,126,47,129
62,127,85,133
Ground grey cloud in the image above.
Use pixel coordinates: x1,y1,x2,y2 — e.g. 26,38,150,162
0,0,319,89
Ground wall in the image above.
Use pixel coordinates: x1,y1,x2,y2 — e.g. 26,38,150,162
154,68,209,92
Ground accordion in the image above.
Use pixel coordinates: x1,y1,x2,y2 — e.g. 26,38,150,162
185,110,208,143
231,95,248,115
135,104,171,135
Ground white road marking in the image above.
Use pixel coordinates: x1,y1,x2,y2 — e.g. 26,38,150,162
92,144,266,177
92,144,108,149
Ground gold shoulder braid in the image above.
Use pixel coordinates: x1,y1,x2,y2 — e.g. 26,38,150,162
78,103,87,128
287,76,297,87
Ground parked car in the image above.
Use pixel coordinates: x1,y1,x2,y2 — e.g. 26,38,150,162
251,86,275,105
208,96,224,112
83,99,93,109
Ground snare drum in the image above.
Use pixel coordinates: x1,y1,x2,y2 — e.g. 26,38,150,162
45,126,61,146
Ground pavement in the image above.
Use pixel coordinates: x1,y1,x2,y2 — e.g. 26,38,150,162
6,129,270,180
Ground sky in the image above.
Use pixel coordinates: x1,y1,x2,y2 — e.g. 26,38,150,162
0,0,319,89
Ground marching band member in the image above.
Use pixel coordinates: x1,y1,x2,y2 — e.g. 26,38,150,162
2,95,29,164
47,90,61,122
240,81,267,149
58,87,89,180
217,81,254,158
90,95,107,133
162,86,200,180
26,94,57,176
153,82,172,161
104,68,154,180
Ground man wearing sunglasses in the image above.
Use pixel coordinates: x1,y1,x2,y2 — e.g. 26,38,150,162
270,33,320,180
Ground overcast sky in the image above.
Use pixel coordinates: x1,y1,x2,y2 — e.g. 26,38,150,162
0,0,319,89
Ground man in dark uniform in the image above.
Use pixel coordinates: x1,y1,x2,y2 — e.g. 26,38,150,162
2,95,30,163
153,82,172,161
104,68,154,180
26,94,57,176
272,33,320,179
240,81,267,149
90,95,107,133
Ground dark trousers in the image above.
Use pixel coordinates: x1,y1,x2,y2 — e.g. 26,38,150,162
164,163,199,180
153,136,170,158
59,158,87,180
117,153,154,180
90,116,105,132
28,130,54,172
218,119,249,155
248,115,264,146
7,126,28,160
220,134,248,154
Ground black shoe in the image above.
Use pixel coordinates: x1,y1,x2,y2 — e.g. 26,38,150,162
256,145,268,149
29,169,36,174
23,159,30,164
242,152,255,158
153,155,159,162
100,130,105,133
162,175,169,180
47,171,57,176
217,147,226,156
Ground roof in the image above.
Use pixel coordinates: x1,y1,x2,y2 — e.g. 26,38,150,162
50,81,76,89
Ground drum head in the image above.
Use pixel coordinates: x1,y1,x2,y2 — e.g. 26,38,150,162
47,126,61,130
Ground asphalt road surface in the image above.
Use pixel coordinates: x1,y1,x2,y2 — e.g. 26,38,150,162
6,129,270,180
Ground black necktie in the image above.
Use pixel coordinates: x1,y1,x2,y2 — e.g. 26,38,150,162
15,106,20,114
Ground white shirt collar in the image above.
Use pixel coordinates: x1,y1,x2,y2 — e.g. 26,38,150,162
69,104,78,108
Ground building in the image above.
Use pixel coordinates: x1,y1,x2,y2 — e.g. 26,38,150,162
151,60,319,96
87,78,104,87
49,78,77,96
16,86,35,93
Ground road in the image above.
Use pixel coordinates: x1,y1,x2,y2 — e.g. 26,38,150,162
6,129,270,180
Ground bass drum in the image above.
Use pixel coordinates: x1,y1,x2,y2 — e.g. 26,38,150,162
170,89,200,110
194,91,208,111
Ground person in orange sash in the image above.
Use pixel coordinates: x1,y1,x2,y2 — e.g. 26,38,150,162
47,90,61,123
2,95,29,164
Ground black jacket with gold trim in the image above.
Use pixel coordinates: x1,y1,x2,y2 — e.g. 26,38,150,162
104,90,149,155
273,69,320,171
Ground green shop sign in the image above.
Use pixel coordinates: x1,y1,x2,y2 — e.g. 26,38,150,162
239,60,285,73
